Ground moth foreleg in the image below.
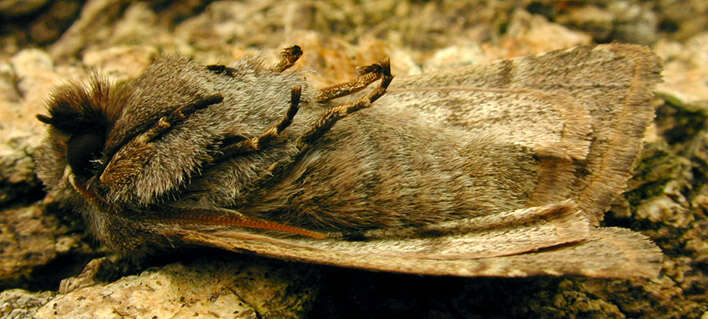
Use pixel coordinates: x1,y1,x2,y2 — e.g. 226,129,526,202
99,95,224,187
316,59,392,102
137,95,224,144
269,45,303,73
218,87,302,159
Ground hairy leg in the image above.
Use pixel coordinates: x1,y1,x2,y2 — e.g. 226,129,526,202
218,86,302,159
316,59,391,102
207,45,303,76
267,59,393,176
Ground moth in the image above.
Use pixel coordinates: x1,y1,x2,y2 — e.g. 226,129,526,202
35,43,663,278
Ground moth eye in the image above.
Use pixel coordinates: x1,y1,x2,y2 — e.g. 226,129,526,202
67,133,105,178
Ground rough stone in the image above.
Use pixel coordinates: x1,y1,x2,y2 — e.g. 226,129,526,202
655,33,708,108
35,258,318,319
482,9,592,59
0,289,54,319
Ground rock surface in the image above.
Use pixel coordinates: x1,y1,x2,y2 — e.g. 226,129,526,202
34,258,317,319
0,1,706,318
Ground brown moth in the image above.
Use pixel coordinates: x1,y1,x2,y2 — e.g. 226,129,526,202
35,43,663,278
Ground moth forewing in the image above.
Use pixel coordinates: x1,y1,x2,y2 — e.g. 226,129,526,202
170,215,661,278
176,200,589,258
389,44,662,223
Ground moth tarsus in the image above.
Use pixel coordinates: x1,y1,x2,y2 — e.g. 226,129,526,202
270,45,303,73
209,45,303,76
302,59,393,146
34,44,664,278
280,86,303,132
205,64,238,77
316,58,392,102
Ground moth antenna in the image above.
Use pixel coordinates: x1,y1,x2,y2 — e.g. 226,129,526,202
149,207,326,239
36,114,53,124
216,86,302,161
316,58,391,102
269,45,303,73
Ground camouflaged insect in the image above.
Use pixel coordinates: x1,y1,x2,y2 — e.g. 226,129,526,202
35,44,663,278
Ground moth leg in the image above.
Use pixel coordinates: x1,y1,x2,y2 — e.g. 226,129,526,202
99,95,224,186
217,86,303,160
316,59,391,102
303,58,392,145
269,45,303,73
207,45,303,76
263,59,392,178
137,95,224,144
206,64,238,77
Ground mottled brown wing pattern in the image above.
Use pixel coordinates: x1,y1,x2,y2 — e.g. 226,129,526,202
388,44,662,223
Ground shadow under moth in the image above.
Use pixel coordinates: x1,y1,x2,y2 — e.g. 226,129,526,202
35,43,663,278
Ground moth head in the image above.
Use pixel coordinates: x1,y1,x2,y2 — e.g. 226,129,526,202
35,77,125,189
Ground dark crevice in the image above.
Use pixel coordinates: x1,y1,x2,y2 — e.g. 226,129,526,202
659,19,680,33
309,266,565,319
656,104,708,145
0,180,45,207
20,252,100,291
